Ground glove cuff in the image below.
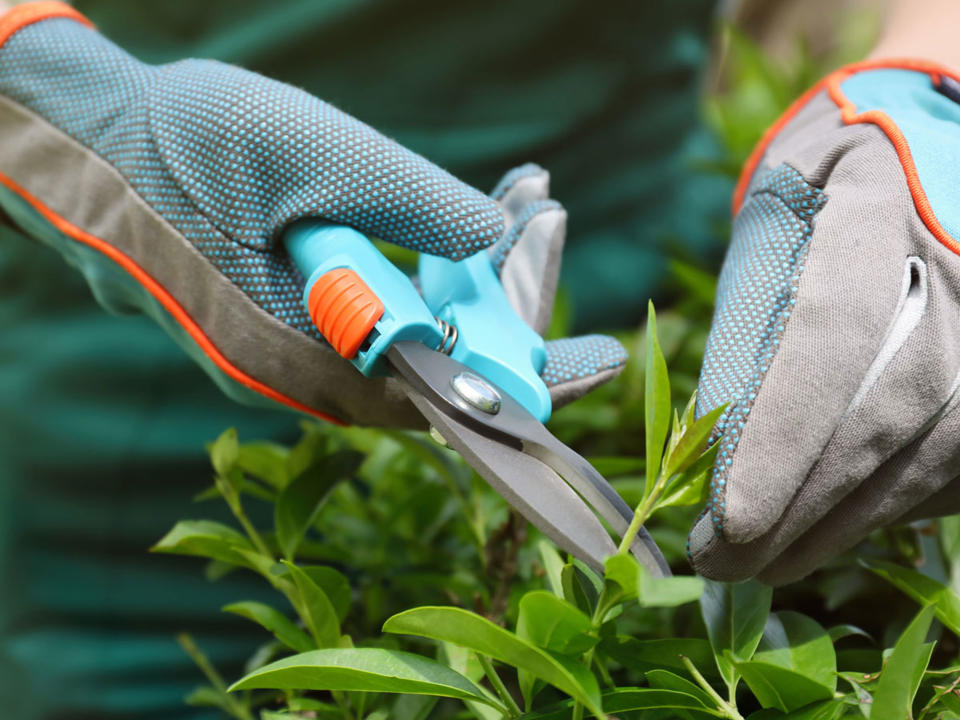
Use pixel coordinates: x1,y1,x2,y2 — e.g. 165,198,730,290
0,1,91,48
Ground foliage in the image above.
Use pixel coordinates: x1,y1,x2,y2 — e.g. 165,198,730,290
156,302,960,719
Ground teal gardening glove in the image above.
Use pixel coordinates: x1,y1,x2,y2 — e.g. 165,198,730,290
0,3,626,427
690,59,960,584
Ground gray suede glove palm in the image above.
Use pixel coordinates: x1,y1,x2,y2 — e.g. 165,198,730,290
688,60,960,585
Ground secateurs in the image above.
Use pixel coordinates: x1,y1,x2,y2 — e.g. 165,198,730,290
284,219,669,577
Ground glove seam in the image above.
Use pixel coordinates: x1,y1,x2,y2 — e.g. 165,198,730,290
734,59,960,265
0,92,349,424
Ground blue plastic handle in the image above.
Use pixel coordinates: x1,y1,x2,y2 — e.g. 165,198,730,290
284,219,551,422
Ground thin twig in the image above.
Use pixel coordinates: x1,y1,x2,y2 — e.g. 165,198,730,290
486,510,527,621
680,655,744,720
178,633,254,720
478,654,522,718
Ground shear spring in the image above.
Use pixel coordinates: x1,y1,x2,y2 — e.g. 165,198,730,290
435,318,458,356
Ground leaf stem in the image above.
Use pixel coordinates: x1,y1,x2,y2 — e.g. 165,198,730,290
680,655,743,720
478,654,521,718
217,475,273,558
177,633,254,720
617,472,666,554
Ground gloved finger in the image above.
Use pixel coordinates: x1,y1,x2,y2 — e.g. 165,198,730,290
151,59,504,260
691,116,960,580
757,395,960,586
491,163,552,226
487,164,566,334
542,335,627,410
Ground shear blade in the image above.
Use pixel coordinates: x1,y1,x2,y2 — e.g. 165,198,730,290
387,341,670,577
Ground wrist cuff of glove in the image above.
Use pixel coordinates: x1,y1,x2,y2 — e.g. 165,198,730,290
0,1,91,47
733,58,960,254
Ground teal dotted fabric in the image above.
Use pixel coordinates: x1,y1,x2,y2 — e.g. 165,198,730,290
696,164,826,534
490,198,563,274
541,335,627,387
0,20,504,337
489,163,545,201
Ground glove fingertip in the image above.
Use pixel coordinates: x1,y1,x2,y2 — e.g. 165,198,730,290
543,335,626,409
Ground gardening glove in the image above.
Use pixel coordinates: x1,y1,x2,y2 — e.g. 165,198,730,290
0,3,625,427
688,60,960,585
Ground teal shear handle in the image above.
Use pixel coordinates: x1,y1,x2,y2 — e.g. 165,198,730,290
284,219,552,422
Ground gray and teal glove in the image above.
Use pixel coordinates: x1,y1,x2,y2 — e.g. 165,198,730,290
689,60,960,584
0,2,625,427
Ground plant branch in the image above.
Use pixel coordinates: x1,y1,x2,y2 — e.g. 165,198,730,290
178,633,254,720
617,472,666,554
217,475,272,558
485,509,527,621
681,655,743,720
478,654,521,718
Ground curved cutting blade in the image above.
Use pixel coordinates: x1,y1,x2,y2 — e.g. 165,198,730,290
387,341,670,577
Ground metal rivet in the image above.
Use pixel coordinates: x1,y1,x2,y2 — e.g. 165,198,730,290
450,372,501,414
428,426,447,446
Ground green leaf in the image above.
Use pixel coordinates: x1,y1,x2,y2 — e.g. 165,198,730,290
228,647,500,710
657,441,719,509
645,669,714,707
603,554,640,606
151,520,254,567
645,301,671,495
517,688,715,719
562,561,600,615
391,694,440,720
282,561,340,648
537,539,565,599
734,661,833,712
236,441,290,489
827,624,872,644
275,451,362,560
701,579,773,692
754,612,836,692
210,427,239,476
861,558,960,638
517,591,597,655
663,403,726,478
870,605,936,720
383,606,603,717
779,699,847,720
639,567,705,608
298,566,351,623
223,601,314,653
601,556,700,609
599,636,719,680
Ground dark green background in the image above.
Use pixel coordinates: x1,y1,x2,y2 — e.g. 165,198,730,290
0,1,729,717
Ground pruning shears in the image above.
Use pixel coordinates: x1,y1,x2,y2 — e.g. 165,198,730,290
284,219,669,577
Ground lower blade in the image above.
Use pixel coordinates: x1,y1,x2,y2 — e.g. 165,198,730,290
395,374,619,572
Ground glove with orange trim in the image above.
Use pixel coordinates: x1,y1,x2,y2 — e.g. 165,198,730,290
0,3,626,427
689,60,960,584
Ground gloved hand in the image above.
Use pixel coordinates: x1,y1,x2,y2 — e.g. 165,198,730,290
0,3,625,427
688,59,960,584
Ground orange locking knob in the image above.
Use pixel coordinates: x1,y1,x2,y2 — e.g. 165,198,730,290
306,269,385,359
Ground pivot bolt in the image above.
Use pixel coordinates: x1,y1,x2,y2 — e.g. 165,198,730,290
450,372,501,414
